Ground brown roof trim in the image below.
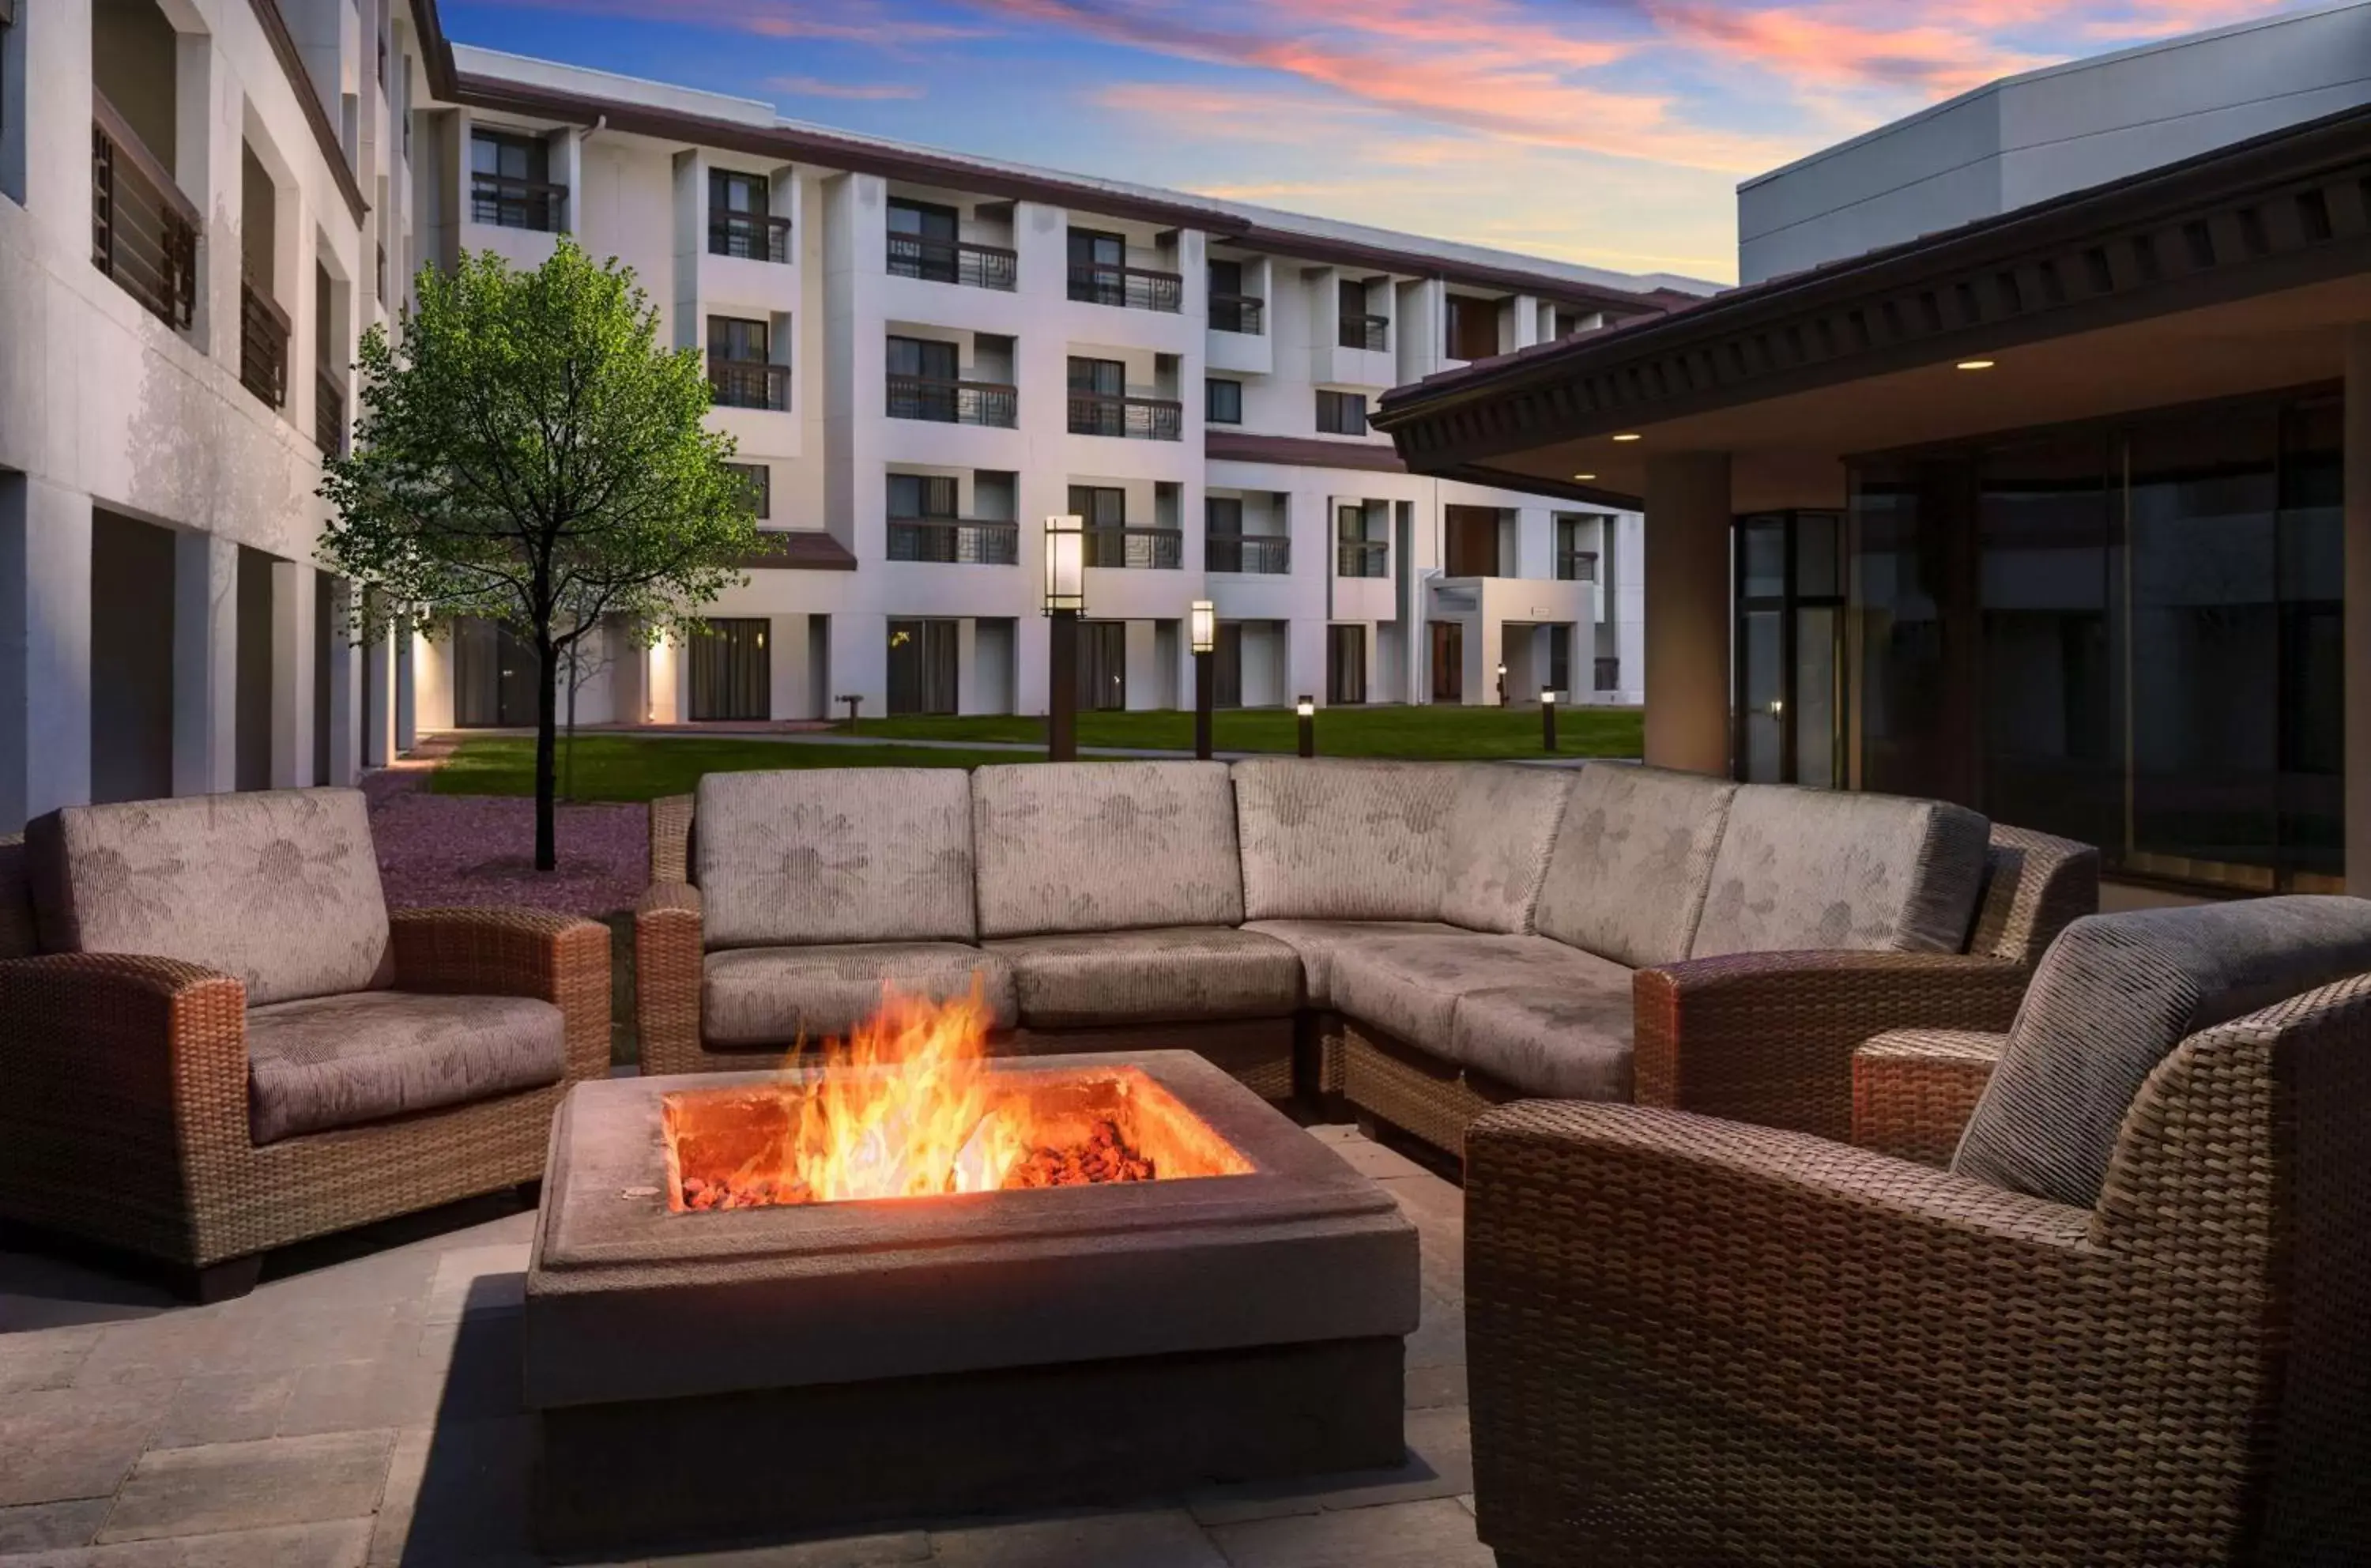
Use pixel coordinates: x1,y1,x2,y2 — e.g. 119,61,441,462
250,0,369,224
729,532,858,571
1434,464,1634,509
1374,100,2371,469
413,0,460,98
1204,432,1627,508
1221,224,1674,317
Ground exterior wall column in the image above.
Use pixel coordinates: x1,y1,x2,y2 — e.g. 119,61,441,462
363,623,396,767
172,531,239,794
269,560,314,786
324,575,358,785
0,477,93,827
1643,451,1732,775
2346,328,2371,893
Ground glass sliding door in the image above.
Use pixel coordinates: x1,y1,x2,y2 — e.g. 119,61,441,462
887,618,959,716
689,618,770,722
1080,620,1126,710
1733,511,1845,785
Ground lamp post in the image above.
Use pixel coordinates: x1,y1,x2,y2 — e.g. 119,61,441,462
1043,514,1085,762
1495,660,1508,706
1540,686,1558,752
1189,600,1216,761
1296,695,1316,758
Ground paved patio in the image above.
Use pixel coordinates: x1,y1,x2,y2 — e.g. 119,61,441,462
0,1125,1481,1567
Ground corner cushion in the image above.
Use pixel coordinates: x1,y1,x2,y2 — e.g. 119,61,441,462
245,990,565,1145
986,927,1302,1028
1534,763,1737,968
1330,931,1631,1055
1231,759,1458,922
701,943,1016,1049
1239,919,1466,1007
1450,982,1634,1101
1438,765,1575,935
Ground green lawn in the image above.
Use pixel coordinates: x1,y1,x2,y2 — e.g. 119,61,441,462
427,736,1030,801
842,703,1643,760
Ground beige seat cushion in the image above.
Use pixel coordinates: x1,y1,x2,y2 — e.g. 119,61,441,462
1535,763,1737,967
1330,932,1627,1055
1439,766,1576,934
972,762,1243,937
1231,759,1460,922
1690,785,1991,959
29,789,392,1005
986,928,1303,1028
693,769,977,949
245,991,564,1145
701,944,1016,1049
1451,982,1635,1101
1239,919,1466,1007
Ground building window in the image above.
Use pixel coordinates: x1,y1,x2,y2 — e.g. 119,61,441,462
689,618,771,722
1327,625,1367,705
1555,514,1600,580
709,168,787,262
1336,504,1386,578
1315,390,1368,436
887,198,960,281
1209,258,1261,334
888,619,959,716
1445,294,1499,361
726,462,771,521
1337,280,1386,352
708,315,788,410
1206,378,1242,425
1445,505,1502,577
469,129,559,231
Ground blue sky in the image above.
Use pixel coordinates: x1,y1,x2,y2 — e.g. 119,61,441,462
440,0,2310,282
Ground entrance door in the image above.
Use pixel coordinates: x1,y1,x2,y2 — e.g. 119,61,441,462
1429,621,1463,703
887,619,959,715
1079,620,1127,710
690,618,771,722
1443,506,1502,577
1327,624,1366,706
1734,511,1845,786
452,616,541,728
1213,622,1243,708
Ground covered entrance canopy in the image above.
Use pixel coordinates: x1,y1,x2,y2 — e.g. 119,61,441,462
1373,104,2371,895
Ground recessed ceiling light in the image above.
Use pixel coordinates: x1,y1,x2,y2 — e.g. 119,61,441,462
1572,472,1597,481
1956,358,1996,371
1611,432,1642,443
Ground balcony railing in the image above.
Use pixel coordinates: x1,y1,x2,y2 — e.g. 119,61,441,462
1209,292,1265,335
469,173,566,232
709,357,790,412
315,370,346,455
239,281,290,409
1068,264,1182,313
1594,655,1622,693
887,235,1018,292
1208,535,1290,575
1068,393,1182,442
1086,527,1183,570
709,212,792,264
886,375,1017,428
91,96,198,331
1336,540,1389,579
1339,313,1389,352
1556,548,1600,582
887,517,1020,565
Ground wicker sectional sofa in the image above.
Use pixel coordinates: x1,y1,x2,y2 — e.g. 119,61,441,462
637,758,2098,1156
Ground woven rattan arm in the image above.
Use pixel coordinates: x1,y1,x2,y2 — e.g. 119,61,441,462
1853,1028,2006,1167
635,880,703,1076
650,794,694,884
1633,949,2030,1143
1461,1101,2132,1566
388,908,613,1083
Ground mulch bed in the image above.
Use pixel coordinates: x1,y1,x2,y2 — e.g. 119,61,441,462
367,770,646,919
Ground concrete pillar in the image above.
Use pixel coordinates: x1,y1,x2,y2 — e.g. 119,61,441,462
955,618,982,717
325,577,359,785
767,614,807,722
270,561,314,786
172,531,239,794
828,610,887,721
395,630,417,752
363,624,396,767
2346,328,2371,894
1643,452,1732,775
1123,620,1160,710
0,477,93,827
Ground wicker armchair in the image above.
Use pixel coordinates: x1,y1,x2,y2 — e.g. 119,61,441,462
1465,962,2371,1563
0,796,610,1300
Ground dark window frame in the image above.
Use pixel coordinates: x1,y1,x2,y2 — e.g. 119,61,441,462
1315,389,1369,435
1206,377,1242,425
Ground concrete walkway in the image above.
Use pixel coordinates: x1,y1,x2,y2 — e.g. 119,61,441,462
423,728,1611,767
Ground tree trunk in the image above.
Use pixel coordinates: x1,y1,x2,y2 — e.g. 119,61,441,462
535,638,560,871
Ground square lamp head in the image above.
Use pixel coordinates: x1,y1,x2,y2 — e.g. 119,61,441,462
1189,600,1216,655
1295,695,1315,719
1043,514,1085,614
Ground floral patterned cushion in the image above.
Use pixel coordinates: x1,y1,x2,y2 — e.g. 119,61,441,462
693,768,977,949
701,943,1016,1048
1534,764,1736,967
986,927,1303,1027
1438,766,1576,934
971,762,1243,938
1231,759,1460,922
28,789,392,1006
246,991,565,1144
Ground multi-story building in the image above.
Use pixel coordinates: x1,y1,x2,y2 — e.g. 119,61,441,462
0,0,1701,830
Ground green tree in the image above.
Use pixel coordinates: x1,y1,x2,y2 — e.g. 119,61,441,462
321,238,761,869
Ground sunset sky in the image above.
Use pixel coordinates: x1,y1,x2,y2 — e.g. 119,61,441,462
438,0,2314,283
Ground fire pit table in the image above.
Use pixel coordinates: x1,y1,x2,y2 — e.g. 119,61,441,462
523,1049,1420,1553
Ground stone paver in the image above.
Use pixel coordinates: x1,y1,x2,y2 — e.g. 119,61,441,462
0,1126,1482,1566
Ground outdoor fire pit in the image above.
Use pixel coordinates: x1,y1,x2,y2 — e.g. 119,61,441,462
522,993,1420,1554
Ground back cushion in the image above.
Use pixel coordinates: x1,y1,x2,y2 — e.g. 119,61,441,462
28,789,391,1005
1535,764,1737,967
1690,786,1990,959
695,768,976,948
1232,759,1457,922
973,762,1243,938
1954,899,2371,1206
1438,766,1575,934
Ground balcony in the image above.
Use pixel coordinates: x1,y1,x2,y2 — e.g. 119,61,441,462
886,375,1017,428
315,370,346,455
710,358,790,413
1069,264,1182,314
239,281,290,409
91,96,198,331
1556,549,1600,582
709,212,792,265
469,173,565,232
1336,540,1389,579
887,517,1020,565
1068,393,1182,442
1086,526,1183,570
1208,536,1290,575
1209,293,1265,335
887,236,1017,292
1338,313,1389,352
